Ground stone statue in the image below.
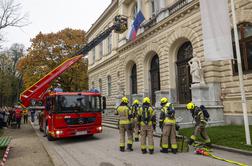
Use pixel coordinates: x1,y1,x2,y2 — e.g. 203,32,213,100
188,56,205,85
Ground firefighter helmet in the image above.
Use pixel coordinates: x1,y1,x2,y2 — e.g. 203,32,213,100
121,97,129,104
186,102,195,110
143,97,151,104
160,97,168,104
133,99,139,105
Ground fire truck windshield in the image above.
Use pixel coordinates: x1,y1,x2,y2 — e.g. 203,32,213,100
56,95,101,113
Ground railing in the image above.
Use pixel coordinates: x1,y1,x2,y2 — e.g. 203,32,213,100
142,0,193,30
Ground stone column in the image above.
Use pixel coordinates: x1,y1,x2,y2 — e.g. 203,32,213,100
118,1,127,47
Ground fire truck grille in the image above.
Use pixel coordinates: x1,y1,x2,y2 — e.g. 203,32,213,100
64,117,96,125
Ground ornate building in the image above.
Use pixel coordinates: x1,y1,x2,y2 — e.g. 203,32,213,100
87,0,252,126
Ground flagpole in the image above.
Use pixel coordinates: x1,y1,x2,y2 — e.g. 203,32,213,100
230,0,251,145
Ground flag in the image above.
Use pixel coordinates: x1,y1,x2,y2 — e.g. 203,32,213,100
200,0,233,61
127,10,145,41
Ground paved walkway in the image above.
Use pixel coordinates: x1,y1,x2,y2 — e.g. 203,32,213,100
3,122,53,166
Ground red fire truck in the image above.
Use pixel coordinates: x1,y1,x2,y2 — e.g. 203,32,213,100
19,15,128,141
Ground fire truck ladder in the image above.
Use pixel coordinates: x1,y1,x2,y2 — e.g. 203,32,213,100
19,15,128,108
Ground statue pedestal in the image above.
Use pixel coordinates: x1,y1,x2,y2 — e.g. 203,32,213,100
191,83,222,106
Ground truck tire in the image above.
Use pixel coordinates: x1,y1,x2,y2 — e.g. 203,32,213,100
46,124,55,141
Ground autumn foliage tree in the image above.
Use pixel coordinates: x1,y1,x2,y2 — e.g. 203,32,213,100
17,28,88,92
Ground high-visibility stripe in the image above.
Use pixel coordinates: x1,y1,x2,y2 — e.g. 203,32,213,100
119,119,130,124
171,144,177,149
120,143,125,147
162,144,168,148
127,140,133,144
141,145,146,149
191,135,196,140
148,145,154,150
164,118,176,124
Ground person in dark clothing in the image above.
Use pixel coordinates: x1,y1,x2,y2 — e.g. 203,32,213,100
15,107,22,128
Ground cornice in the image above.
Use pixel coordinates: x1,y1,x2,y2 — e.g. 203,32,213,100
118,0,200,54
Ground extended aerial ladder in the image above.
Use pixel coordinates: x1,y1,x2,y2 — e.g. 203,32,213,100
19,15,128,108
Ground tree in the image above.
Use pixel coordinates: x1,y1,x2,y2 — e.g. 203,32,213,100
0,43,24,107
0,0,29,43
17,28,88,92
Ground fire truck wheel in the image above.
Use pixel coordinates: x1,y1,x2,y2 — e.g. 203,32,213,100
47,134,55,141
45,124,55,141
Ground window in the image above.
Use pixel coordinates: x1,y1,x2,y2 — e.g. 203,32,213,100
133,3,138,19
99,42,103,58
108,33,112,53
99,79,102,94
91,81,95,89
107,76,111,96
92,48,95,63
131,64,137,94
232,22,252,74
151,0,156,16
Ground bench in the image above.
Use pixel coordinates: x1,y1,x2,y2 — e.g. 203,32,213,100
0,137,11,149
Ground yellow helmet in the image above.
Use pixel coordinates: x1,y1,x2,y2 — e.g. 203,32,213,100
143,97,151,104
186,102,195,110
160,97,168,104
121,97,129,104
133,99,139,105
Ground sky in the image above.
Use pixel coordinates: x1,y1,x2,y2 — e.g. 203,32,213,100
2,0,111,49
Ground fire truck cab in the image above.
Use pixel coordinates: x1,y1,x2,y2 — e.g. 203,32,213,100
40,92,103,141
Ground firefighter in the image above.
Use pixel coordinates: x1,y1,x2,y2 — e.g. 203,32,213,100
186,102,211,146
115,97,133,152
131,99,140,142
159,97,177,154
138,97,156,154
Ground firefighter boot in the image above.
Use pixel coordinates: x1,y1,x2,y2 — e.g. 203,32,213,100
127,144,133,151
171,148,177,154
149,149,154,154
134,137,139,142
142,149,147,154
160,148,168,153
120,147,125,152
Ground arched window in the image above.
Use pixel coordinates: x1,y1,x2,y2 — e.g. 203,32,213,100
131,64,137,94
99,79,102,93
107,76,111,96
176,42,193,104
150,54,160,104
232,22,252,74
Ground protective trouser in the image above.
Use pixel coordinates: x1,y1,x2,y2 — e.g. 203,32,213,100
133,119,139,140
140,125,154,151
190,125,211,143
119,124,133,149
161,124,177,149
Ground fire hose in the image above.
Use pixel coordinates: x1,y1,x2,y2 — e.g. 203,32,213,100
195,148,248,166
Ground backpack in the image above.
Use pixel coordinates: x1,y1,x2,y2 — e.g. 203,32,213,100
199,105,209,120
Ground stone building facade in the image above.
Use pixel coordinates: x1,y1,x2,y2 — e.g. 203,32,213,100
87,0,252,126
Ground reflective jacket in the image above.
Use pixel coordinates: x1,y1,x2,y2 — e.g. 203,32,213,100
115,104,132,125
138,104,156,126
159,103,176,125
192,106,207,126
131,104,140,120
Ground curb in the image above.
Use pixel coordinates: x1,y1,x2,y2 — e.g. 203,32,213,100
102,123,252,156
30,122,67,166
211,144,252,156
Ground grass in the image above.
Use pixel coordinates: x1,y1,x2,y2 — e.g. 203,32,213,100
179,125,252,151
